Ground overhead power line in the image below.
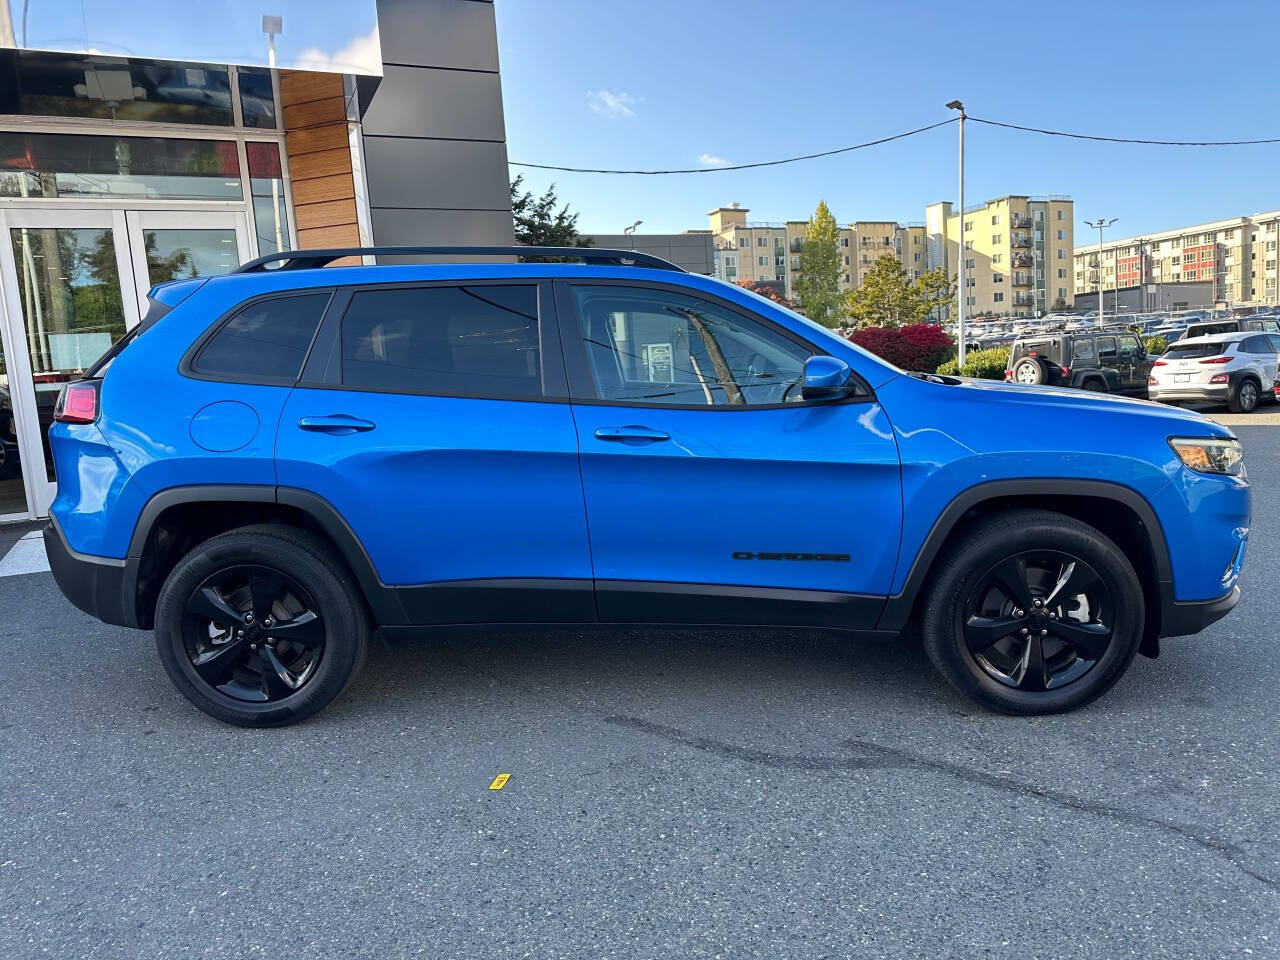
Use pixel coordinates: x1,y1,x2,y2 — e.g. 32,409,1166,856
509,114,1280,176
509,118,957,174
964,116,1280,147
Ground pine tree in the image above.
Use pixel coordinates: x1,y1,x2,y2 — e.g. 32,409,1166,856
795,200,842,328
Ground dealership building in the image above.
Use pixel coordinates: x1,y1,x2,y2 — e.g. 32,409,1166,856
0,0,513,522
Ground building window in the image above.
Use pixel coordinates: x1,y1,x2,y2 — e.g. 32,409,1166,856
991,234,1002,245
993,273,1003,283
840,237,849,247
1056,210,1064,220
237,67,279,129
964,221,973,232
247,142,290,255
1056,230,1065,240
1057,249,1064,260
0,50,235,126
991,215,1001,225
757,237,767,247
758,256,768,266
993,292,1004,302
992,253,1003,264
964,240,974,250
0,131,243,200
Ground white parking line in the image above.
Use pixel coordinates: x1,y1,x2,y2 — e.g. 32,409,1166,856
0,532,50,577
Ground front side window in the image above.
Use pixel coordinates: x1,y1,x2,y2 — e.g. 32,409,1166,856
341,285,542,397
1073,339,1096,362
1118,335,1141,358
571,285,814,407
194,293,330,381
1096,336,1117,361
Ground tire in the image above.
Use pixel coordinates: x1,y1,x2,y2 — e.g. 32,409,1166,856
1011,357,1046,385
1081,378,1108,393
1228,376,1260,414
921,509,1143,715
154,524,370,727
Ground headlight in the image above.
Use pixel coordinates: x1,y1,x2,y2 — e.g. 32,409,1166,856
1169,437,1244,476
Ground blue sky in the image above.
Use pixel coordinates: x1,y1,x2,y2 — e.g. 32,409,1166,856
497,0,1280,240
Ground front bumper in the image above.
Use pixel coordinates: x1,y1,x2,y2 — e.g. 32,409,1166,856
1158,584,1240,638
44,517,138,629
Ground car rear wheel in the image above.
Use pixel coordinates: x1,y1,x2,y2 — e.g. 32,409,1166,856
1012,357,1046,385
1228,376,1260,413
921,509,1143,714
1081,378,1108,392
154,524,370,727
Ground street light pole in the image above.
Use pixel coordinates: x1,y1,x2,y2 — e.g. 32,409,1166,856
946,100,966,365
1084,218,1117,324
623,220,642,250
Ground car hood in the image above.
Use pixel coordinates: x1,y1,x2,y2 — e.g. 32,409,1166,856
938,375,1235,437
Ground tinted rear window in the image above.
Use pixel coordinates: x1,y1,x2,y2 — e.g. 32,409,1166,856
340,285,542,397
194,293,330,381
1164,342,1227,359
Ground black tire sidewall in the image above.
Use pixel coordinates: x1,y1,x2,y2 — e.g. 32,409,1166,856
154,529,365,726
923,514,1143,714
1233,378,1259,413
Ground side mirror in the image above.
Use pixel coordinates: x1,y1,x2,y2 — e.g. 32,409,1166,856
801,355,856,401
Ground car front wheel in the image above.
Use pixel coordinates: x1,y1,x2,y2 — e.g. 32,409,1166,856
921,509,1143,714
154,524,370,727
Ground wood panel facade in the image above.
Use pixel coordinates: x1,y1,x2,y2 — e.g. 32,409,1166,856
279,71,361,254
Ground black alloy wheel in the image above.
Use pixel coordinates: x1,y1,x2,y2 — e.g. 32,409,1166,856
921,509,1143,714
963,551,1112,692
154,524,369,726
183,565,325,703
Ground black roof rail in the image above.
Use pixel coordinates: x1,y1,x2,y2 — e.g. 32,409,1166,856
232,245,686,274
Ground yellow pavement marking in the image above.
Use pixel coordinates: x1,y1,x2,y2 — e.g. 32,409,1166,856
488,773,511,791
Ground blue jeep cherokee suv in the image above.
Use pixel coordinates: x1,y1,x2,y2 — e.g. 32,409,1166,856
43,246,1249,726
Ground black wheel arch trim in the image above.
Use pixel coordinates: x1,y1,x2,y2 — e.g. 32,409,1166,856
875,478,1175,635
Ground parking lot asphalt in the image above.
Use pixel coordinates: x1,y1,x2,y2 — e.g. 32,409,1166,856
2,430,1278,960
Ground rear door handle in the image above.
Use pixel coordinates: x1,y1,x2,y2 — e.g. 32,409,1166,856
593,425,670,443
297,414,376,435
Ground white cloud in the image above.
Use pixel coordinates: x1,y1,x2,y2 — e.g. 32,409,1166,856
587,89,640,118
295,24,382,75
698,153,731,167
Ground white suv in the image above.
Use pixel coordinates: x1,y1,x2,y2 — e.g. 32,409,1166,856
1149,331,1280,413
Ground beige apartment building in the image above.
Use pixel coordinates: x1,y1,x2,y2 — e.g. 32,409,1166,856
1072,210,1280,310
926,196,1075,319
708,204,926,304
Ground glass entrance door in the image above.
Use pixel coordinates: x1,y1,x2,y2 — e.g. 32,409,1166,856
124,210,251,315
0,208,140,518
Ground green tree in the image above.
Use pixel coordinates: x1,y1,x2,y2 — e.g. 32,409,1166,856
510,175,592,247
916,266,956,323
795,200,842,328
846,254,923,328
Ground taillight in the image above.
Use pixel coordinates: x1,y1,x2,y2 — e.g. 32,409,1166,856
1004,369,1013,380
1060,367,1070,377
1148,376,1158,385
1209,373,1229,384
1153,360,1168,367
1199,356,1233,364
54,381,99,424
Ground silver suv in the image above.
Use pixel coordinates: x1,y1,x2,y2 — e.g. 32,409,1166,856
1149,331,1280,413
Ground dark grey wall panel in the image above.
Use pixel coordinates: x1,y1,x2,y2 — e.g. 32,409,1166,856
361,65,505,141
363,0,513,248
377,0,499,71
371,207,515,247
363,137,510,211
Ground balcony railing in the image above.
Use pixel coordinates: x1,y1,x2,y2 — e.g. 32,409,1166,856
1010,214,1033,229
1011,235,1033,248
1011,253,1034,268
790,239,804,253
1013,295,1034,307
1012,273,1032,286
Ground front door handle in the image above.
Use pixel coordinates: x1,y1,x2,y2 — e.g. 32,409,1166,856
593,425,670,443
297,414,376,435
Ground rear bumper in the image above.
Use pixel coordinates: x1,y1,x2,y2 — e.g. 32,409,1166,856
1148,383,1228,403
1158,584,1240,638
44,517,138,629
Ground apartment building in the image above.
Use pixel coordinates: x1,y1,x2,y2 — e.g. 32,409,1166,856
1072,210,1280,311
926,196,1074,319
709,204,926,303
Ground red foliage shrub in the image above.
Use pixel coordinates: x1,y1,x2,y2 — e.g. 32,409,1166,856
847,323,955,372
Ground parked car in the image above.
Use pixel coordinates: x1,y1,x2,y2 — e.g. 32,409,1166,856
1182,317,1280,341
0,387,18,480
1148,331,1280,413
44,246,1249,726
1006,329,1153,395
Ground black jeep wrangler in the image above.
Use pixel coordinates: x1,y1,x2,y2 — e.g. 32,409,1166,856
1007,328,1152,396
